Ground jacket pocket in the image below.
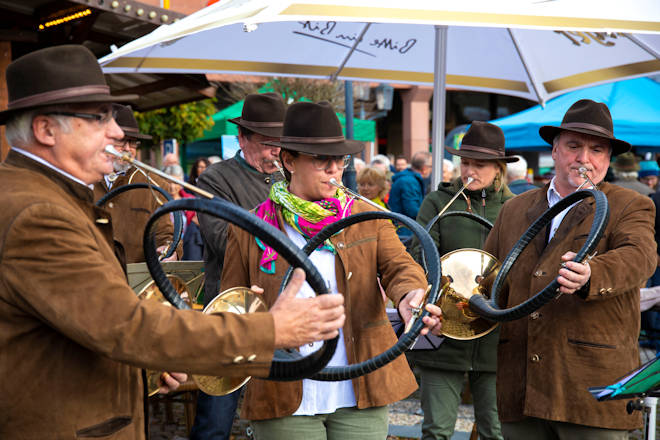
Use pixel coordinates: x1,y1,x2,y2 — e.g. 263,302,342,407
567,338,616,350
76,416,132,438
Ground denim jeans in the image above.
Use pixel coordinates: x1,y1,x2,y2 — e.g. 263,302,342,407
189,388,241,440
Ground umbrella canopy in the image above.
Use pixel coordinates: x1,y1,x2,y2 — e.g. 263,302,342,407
99,0,660,187
491,77,660,151
197,99,376,142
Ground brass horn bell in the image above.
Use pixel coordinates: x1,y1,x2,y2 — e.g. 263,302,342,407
192,287,267,396
436,248,501,340
136,274,193,396
137,277,267,396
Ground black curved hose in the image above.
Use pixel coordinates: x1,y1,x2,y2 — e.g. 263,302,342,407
96,183,183,260
280,210,441,381
469,189,609,321
143,197,339,381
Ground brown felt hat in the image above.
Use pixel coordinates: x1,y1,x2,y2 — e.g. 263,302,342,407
0,45,136,125
445,121,519,163
539,99,631,156
264,101,364,156
612,152,640,172
228,92,286,137
113,104,152,140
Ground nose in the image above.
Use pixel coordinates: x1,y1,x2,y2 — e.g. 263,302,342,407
107,117,124,141
575,148,589,163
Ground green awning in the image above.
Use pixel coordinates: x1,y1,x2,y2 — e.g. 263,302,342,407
196,99,376,143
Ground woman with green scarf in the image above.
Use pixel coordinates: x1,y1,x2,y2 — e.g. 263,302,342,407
411,121,518,440
220,101,442,440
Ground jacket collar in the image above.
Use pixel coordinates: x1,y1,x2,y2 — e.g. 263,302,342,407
6,149,94,204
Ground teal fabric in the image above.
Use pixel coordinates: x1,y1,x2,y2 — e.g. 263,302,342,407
409,177,514,372
418,367,502,440
251,406,388,440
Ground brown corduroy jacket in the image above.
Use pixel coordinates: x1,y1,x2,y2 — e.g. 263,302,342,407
0,150,275,439
93,167,182,263
484,182,655,430
221,200,427,421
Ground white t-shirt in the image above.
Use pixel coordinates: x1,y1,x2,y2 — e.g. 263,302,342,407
283,223,357,415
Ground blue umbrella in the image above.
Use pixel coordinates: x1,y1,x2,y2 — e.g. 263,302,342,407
492,78,660,151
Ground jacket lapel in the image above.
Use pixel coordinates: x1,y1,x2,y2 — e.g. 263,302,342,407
525,188,551,256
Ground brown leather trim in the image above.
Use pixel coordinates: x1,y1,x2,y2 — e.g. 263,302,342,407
459,144,505,157
9,85,111,109
280,135,345,144
237,119,284,128
560,122,613,138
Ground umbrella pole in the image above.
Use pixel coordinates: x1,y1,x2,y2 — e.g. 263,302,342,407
431,25,448,190
643,396,658,440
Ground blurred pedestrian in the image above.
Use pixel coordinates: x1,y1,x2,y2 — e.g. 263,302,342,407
506,155,537,194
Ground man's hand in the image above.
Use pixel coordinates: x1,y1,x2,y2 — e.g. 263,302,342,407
270,268,345,349
557,251,591,294
157,372,188,394
157,244,178,262
398,289,443,336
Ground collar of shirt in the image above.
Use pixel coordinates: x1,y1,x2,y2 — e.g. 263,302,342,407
12,147,93,190
104,171,126,189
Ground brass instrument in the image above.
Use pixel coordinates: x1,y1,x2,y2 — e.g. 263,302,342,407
104,145,215,199
328,178,389,212
576,166,598,190
110,145,271,395
136,275,193,396
192,288,267,395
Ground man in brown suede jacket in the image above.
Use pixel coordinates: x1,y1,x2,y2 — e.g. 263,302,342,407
0,45,345,439
93,104,182,263
484,99,656,439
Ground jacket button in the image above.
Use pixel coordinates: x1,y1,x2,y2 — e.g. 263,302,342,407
530,312,540,320
108,202,114,209
232,355,244,364
534,270,543,277
606,287,613,293
337,242,345,249
347,272,353,280
95,218,109,224
530,354,540,363
247,354,257,362
599,288,606,295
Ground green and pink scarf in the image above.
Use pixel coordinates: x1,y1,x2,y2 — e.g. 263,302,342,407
255,180,353,273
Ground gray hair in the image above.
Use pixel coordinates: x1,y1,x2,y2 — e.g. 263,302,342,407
5,106,72,146
411,151,432,171
507,155,528,180
371,154,391,168
163,164,184,178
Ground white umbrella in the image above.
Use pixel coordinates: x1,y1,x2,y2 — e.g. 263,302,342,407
100,0,660,187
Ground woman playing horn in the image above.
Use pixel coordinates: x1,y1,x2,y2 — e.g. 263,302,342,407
221,101,442,440
411,121,519,440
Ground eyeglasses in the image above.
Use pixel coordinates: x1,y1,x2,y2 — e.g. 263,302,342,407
46,107,117,125
300,152,351,171
113,139,141,150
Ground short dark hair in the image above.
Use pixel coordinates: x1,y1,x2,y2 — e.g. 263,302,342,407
411,152,431,171
238,126,255,140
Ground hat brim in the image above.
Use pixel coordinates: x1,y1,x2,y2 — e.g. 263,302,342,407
539,125,631,156
228,117,284,138
264,139,365,156
0,92,138,125
444,145,519,163
120,127,152,140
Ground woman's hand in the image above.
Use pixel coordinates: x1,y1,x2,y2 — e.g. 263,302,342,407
398,289,443,336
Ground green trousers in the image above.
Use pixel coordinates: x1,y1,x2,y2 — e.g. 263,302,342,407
251,406,389,440
501,417,628,440
418,367,503,440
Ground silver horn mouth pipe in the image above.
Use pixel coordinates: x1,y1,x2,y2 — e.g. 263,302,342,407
434,177,474,219
104,145,215,199
329,178,390,212
576,167,598,191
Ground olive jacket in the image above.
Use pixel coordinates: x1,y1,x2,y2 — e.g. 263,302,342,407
93,167,182,263
221,200,427,420
0,150,276,439
197,153,282,304
483,182,655,430
409,178,514,372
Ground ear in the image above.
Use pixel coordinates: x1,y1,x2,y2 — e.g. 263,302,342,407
32,115,58,147
281,150,295,173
